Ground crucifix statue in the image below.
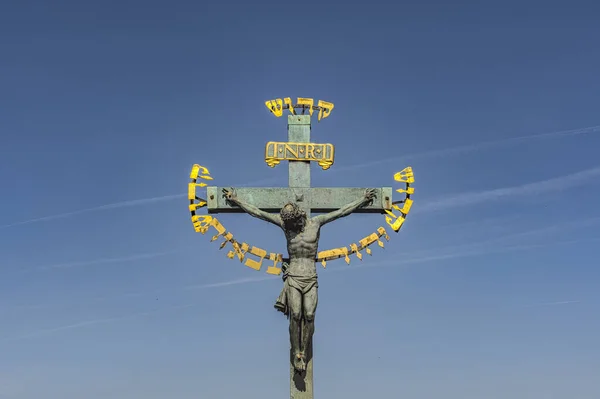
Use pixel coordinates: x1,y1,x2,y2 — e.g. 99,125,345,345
188,97,415,398
222,186,377,373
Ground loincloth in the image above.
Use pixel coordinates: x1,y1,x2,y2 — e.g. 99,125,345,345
274,271,318,318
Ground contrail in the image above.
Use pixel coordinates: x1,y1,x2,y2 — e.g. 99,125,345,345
0,194,186,229
0,303,197,342
523,300,581,308
330,124,600,173
29,250,179,272
0,177,279,229
5,235,598,342
183,276,277,289
418,165,600,212
8,214,598,308
2,125,598,229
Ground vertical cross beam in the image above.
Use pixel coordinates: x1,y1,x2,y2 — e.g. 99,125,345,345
288,115,311,217
287,115,314,398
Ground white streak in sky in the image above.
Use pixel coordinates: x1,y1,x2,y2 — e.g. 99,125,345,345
183,276,277,289
0,194,186,229
4,235,598,342
418,165,600,212
1,125,598,229
0,177,278,229
0,303,196,342
30,250,178,271
332,125,600,172
523,300,581,307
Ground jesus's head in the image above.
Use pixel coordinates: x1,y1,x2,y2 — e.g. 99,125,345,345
280,202,306,231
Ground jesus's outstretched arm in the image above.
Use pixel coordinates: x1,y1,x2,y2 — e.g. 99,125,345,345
222,188,282,227
313,188,377,227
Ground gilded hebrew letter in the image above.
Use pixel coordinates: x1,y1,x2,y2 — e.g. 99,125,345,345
265,99,284,117
394,167,414,183
265,253,283,275
244,246,268,271
219,232,234,249
317,100,334,121
297,98,314,116
209,219,227,241
349,243,362,260
284,97,296,115
191,215,213,234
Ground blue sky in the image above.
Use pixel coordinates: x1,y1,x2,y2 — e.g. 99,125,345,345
1,0,599,398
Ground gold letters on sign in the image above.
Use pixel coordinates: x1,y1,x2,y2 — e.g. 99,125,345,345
265,141,335,170
265,97,335,122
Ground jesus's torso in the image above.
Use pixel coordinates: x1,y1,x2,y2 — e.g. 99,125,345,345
284,219,320,277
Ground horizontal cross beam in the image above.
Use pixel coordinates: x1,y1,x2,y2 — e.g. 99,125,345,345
206,187,393,214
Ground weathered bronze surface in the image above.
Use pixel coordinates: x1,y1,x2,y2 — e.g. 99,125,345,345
187,100,416,398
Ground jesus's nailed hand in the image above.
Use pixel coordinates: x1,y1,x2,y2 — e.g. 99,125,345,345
222,187,237,204
364,188,377,205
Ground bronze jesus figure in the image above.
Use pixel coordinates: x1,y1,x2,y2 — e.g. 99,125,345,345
223,188,377,372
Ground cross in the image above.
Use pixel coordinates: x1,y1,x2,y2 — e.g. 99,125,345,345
205,114,393,398
206,115,393,218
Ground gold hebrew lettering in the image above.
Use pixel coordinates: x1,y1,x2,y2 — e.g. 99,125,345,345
297,98,314,116
266,253,283,275
190,164,210,179
385,205,406,232
317,100,334,121
392,199,413,215
317,247,350,266
350,243,362,260
226,240,247,260
244,246,268,271
358,233,379,249
188,201,207,212
394,167,415,183
284,97,296,115
396,187,415,195
188,182,207,200
190,164,200,179
265,99,283,117
228,240,245,262
208,219,227,241
386,215,406,232
219,232,234,249
191,215,212,233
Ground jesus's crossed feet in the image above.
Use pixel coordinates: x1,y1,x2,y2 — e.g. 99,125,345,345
293,352,306,373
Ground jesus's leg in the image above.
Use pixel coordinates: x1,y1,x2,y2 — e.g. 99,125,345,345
287,287,304,372
300,286,318,364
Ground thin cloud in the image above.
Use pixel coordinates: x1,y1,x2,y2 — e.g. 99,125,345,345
0,194,186,229
419,165,600,212
523,300,581,308
5,235,598,342
0,177,279,230
183,276,277,290
2,125,598,229
0,303,196,342
331,124,600,173
29,250,178,272
9,214,599,309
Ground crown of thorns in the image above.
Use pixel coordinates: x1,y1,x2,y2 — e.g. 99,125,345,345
280,202,306,221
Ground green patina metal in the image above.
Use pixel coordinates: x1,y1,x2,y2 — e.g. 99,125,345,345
205,114,395,399
207,115,393,217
